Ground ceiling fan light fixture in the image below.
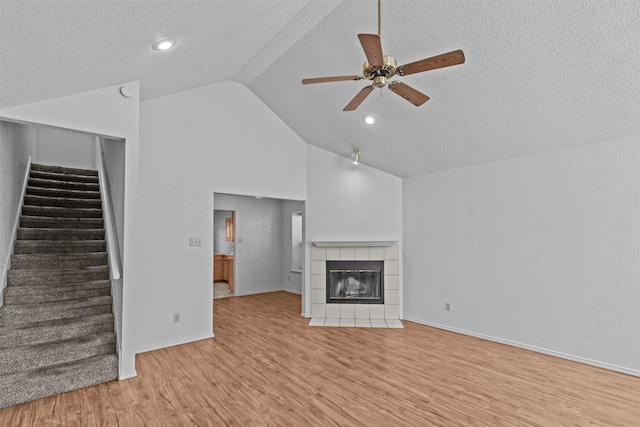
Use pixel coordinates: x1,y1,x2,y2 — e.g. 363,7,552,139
152,38,177,51
353,148,362,164
300,0,465,111
363,115,376,125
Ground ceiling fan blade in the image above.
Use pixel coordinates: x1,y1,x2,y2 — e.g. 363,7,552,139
302,75,362,84
343,85,375,111
389,82,429,107
358,34,384,67
398,49,465,76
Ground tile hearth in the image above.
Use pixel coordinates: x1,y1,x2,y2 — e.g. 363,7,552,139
308,243,403,329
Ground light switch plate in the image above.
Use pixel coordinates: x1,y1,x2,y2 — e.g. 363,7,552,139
189,237,202,247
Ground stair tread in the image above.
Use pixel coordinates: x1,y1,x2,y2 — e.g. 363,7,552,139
5,279,110,290
29,170,99,183
12,252,108,260
0,313,115,349
3,281,111,305
18,227,105,235
0,352,117,383
0,353,118,408
2,295,112,310
26,186,100,199
20,215,104,229
3,331,115,354
23,195,102,209
17,230,105,242
11,252,108,269
27,178,99,192
0,312,114,335
31,163,98,176
9,264,108,275
13,240,108,255
0,332,116,375
22,205,103,218
14,240,107,249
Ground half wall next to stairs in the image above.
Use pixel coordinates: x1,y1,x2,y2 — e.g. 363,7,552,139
0,163,118,408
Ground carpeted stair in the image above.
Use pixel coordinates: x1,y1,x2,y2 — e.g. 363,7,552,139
0,163,118,409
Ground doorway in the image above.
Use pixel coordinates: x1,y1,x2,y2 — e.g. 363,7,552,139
213,209,235,299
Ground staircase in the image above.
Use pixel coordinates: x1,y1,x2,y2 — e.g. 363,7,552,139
0,163,118,409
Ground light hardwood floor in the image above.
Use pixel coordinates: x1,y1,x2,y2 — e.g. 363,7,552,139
1,291,638,426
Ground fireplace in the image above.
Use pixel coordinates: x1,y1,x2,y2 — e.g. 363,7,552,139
326,260,384,304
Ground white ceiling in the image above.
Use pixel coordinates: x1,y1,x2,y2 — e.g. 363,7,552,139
1,0,639,178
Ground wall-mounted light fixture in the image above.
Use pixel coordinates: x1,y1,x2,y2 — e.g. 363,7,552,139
353,148,362,165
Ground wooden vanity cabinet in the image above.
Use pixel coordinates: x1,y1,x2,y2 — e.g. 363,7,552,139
213,254,234,292
213,255,223,282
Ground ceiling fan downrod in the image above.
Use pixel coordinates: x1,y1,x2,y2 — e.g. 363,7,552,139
378,0,381,37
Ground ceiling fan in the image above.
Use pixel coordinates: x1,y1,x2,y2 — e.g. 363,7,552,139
301,0,465,111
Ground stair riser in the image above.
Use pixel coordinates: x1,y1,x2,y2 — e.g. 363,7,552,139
24,195,102,209
31,164,98,177
22,205,102,218
0,304,112,326
4,287,111,305
0,334,116,375
0,354,118,409
0,313,114,349
20,216,104,230
26,186,100,200
11,253,107,269
17,229,105,241
30,170,98,183
13,241,107,254
8,269,110,286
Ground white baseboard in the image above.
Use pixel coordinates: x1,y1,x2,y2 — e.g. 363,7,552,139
135,332,215,355
404,317,640,378
235,287,284,297
282,289,302,295
118,369,138,380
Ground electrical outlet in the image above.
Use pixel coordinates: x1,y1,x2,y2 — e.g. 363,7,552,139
445,302,451,312
173,313,180,323
189,237,202,247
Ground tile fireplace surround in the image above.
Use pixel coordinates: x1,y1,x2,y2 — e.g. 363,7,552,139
308,242,403,328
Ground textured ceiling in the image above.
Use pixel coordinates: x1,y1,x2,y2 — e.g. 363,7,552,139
1,0,639,178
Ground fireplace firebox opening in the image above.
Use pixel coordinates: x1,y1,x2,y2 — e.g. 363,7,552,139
326,260,384,304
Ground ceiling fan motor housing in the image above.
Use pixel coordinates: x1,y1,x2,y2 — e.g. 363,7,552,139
363,55,397,84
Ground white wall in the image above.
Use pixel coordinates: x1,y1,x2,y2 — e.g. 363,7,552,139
282,200,305,295
137,80,306,353
403,134,640,376
213,210,234,255
33,126,96,170
100,138,126,261
0,120,32,306
215,194,286,296
0,82,141,379
304,145,403,317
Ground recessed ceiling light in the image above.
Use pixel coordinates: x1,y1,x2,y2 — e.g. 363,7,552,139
363,115,376,125
152,38,177,51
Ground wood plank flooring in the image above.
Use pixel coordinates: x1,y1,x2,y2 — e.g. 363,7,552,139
1,291,638,426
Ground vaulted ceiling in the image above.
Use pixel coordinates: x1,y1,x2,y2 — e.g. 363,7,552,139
1,1,639,177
